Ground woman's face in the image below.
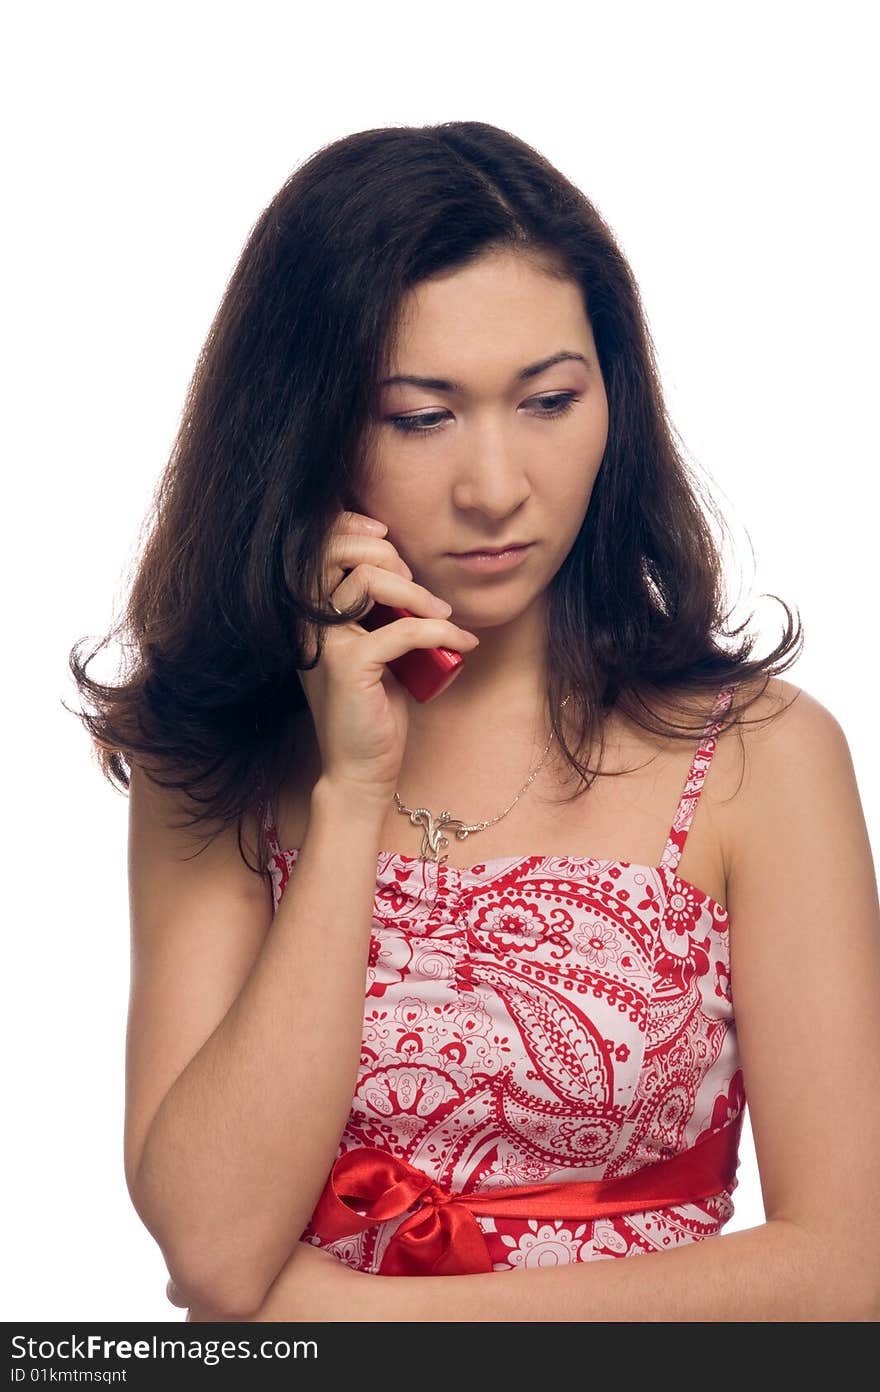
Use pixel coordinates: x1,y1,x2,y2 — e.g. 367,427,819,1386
357,249,609,634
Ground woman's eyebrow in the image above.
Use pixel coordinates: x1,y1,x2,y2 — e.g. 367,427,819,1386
378,350,589,393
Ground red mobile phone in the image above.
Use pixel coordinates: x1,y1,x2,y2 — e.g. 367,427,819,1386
358,601,465,703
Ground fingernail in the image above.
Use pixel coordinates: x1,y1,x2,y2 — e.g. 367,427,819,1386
364,519,388,534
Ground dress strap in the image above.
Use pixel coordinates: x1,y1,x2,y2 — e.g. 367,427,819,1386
659,684,737,875
260,792,281,856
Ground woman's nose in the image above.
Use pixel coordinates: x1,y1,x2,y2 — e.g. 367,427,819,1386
451,452,531,516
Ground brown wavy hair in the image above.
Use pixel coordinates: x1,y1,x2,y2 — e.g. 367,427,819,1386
65,120,804,879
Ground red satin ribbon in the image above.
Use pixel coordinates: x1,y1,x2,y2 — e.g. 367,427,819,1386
310,1113,743,1276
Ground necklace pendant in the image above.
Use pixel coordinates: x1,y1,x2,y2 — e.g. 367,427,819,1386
419,809,454,864
399,805,467,865
420,829,443,863
398,805,441,864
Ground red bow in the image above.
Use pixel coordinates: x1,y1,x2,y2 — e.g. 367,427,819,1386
310,1114,743,1276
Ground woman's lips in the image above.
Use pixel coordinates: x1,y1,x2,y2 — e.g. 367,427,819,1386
448,544,533,573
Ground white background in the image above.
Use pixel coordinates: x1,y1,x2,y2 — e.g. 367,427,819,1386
3,0,876,1321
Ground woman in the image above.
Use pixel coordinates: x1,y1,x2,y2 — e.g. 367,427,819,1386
68,121,879,1321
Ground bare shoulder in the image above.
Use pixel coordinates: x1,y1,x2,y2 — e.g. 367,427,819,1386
734,675,850,775
129,760,268,880
725,674,860,875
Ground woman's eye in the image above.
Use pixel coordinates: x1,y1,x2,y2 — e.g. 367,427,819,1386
388,393,581,439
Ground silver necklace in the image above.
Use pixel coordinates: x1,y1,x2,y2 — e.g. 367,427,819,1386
395,691,573,865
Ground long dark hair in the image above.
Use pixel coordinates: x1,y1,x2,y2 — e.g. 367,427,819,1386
66,120,803,879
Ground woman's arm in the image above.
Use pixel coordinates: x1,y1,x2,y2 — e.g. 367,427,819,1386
188,1216,858,1322
353,1218,851,1321
129,775,385,1320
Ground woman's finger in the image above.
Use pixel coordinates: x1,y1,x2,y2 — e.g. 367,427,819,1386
338,511,388,535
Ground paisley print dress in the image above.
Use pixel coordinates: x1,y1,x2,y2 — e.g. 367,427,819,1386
262,685,744,1273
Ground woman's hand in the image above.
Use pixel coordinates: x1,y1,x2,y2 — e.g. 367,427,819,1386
297,509,479,809
182,1239,384,1323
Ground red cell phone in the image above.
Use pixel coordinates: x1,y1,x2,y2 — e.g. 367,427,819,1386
357,600,465,703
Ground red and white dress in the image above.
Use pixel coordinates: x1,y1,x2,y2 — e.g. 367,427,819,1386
262,684,744,1274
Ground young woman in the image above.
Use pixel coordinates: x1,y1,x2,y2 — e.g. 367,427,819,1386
69,121,879,1322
